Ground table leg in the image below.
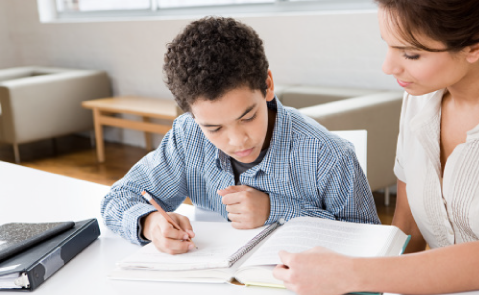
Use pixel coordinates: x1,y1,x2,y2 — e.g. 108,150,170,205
384,186,390,206
93,109,105,163
143,116,153,151
13,143,20,163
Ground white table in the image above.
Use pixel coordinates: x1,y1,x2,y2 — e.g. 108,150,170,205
0,161,292,295
1,162,478,295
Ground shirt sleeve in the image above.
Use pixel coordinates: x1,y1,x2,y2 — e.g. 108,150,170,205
100,119,189,245
394,92,409,183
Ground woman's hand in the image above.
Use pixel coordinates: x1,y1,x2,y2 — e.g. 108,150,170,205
273,247,357,295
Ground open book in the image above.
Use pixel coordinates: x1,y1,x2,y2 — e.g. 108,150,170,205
110,216,409,289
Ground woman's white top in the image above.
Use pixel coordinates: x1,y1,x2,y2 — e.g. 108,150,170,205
394,89,479,248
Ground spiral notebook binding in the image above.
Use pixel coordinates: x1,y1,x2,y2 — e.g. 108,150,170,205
227,220,283,267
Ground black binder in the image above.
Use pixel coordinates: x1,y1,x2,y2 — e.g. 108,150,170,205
0,221,75,263
0,219,100,291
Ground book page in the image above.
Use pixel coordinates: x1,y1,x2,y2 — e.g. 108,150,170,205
241,217,400,267
117,221,266,271
110,239,262,283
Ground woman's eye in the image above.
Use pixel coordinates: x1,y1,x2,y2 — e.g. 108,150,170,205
403,53,420,60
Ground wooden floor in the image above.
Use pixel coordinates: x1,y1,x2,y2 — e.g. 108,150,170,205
0,135,396,224
0,135,147,186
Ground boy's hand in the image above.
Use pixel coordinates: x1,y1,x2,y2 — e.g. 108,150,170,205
218,185,271,229
142,211,196,255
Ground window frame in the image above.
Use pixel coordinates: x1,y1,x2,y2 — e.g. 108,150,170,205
52,0,376,21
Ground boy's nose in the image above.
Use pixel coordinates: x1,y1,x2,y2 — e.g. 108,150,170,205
228,129,248,147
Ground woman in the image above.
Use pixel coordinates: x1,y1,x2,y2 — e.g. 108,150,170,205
273,1,479,294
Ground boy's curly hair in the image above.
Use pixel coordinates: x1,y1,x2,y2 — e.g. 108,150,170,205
163,17,269,112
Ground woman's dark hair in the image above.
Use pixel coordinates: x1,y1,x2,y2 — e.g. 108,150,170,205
163,17,269,112
375,0,479,52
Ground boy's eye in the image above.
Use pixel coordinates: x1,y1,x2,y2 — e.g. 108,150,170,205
403,53,420,60
209,127,221,133
206,112,256,134
243,113,257,122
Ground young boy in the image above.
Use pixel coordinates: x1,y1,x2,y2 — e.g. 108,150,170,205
101,17,380,255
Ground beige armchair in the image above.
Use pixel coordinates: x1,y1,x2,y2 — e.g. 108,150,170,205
276,85,403,205
0,66,111,163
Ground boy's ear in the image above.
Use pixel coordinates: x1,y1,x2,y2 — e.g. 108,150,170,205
265,69,275,102
465,43,479,63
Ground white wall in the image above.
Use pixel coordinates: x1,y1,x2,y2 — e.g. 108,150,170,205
0,0,401,147
0,1,18,68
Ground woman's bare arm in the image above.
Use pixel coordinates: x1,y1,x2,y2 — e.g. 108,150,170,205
392,179,427,253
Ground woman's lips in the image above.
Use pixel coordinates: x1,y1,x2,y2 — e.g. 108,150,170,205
397,79,412,87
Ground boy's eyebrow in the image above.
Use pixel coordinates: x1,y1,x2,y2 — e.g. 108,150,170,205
236,103,256,120
200,103,257,128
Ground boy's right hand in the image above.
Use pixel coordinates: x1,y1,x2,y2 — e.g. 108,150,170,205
142,211,196,255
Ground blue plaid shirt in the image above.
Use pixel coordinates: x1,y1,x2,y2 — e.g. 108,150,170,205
101,97,380,245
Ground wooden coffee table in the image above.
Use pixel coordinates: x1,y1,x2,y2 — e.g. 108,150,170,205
82,96,182,163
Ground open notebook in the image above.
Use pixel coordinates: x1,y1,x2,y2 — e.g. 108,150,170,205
110,216,410,291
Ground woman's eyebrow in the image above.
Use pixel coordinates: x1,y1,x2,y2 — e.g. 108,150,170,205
380,35,418,50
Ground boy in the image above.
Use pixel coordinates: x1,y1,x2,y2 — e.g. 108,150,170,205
101,17,380,255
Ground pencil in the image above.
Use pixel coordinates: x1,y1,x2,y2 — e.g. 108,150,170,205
141,191,196,247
